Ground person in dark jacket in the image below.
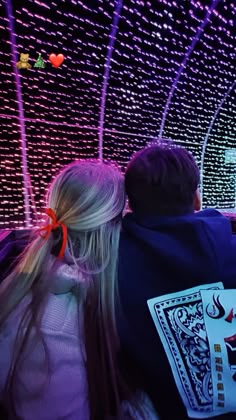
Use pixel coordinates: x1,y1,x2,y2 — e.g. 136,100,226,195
117,143,236,420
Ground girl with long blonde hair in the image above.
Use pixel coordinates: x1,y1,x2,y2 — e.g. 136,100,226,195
0,160,157,419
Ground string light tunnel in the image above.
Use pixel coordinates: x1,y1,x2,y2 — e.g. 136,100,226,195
0,0,235,228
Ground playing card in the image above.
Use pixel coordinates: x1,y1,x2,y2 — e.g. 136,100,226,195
201,289,236,415
147,282,223,418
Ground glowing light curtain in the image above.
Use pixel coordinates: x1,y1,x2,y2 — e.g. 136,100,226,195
0,0,235,228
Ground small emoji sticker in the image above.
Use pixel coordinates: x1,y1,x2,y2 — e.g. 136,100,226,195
49,53,64,68
16,53,32,69
34,53,46,68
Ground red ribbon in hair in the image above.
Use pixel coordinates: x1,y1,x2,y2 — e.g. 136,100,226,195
40,208,67,258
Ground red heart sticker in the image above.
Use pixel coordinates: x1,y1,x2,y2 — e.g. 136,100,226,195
49,54,64,68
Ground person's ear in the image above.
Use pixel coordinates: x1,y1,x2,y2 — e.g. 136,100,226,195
193,189,201,211
123,198,131,215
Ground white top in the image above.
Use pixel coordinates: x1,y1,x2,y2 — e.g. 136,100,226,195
0,261,159,419
0,264,88,419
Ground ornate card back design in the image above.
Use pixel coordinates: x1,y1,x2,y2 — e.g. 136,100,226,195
147,283,224,419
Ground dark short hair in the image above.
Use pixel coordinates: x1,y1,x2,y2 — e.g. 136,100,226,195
125,144,200,216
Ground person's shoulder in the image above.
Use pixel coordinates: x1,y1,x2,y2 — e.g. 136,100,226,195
195,209,232,228
196,208,224,218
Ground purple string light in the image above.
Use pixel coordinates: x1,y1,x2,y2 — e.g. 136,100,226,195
6,0,31,227
158,0,221,139
98,0,123,160
200,80,236,205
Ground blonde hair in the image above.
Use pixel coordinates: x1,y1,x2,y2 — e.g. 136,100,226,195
0,160,132,418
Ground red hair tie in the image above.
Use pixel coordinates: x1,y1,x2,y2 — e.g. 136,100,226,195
40,208,67,259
